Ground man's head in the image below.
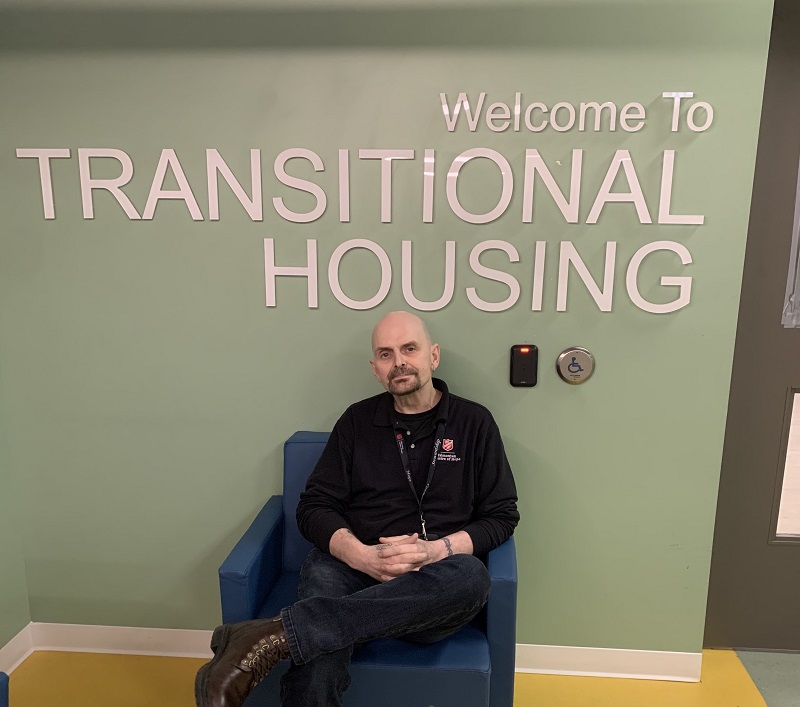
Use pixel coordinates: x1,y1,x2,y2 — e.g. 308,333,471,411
370,311,440,398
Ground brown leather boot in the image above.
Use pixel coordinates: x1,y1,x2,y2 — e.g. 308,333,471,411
195,616,291,707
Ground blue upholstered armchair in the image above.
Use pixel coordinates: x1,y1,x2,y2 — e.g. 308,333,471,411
0,671,8,707
220,432,518,707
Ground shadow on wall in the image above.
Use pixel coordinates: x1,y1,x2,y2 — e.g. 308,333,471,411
0,2,761,53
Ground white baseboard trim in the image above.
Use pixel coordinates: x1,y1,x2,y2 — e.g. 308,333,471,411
516,643,702,682
2,623,701,683
0,624,34,675
0,622,213,673
31,623,215,660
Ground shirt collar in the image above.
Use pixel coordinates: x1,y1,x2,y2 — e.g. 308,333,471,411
373,378,449,427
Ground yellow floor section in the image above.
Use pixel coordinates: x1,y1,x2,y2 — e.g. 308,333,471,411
8,648,765,707
515,650,767,707
9,652,206,707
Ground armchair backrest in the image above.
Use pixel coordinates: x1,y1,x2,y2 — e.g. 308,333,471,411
282,431,330,572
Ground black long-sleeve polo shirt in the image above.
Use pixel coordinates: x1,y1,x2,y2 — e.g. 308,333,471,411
296,379,519,558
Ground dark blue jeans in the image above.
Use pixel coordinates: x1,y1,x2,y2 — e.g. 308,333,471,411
278,548,491,707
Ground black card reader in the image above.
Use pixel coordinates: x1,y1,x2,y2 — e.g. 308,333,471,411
510,345,538,387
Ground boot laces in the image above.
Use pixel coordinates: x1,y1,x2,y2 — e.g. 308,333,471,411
241,634,287,685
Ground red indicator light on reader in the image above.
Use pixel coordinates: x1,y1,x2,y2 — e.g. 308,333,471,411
510,344,538,387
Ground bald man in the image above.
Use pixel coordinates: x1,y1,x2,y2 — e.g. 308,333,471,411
196,312,519,707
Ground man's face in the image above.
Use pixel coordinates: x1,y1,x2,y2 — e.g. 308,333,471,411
370,315,440,397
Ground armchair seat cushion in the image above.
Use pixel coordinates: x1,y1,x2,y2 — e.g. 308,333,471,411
352,625,490,672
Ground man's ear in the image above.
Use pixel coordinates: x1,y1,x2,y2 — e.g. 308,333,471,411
431,343,440,371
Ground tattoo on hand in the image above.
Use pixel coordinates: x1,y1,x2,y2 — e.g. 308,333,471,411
443,537,453,557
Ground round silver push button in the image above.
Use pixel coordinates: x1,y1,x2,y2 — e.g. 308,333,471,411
556,347,595,385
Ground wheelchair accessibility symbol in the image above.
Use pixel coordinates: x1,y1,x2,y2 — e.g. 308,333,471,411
567,357,584,374
556,347,595,385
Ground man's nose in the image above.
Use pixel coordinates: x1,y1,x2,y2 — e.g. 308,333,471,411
393,351,405,367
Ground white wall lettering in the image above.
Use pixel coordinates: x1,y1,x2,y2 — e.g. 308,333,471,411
446,148,513,225
16,148,71,219
143,149,203,221
264,238,319,308
273,148,327,223
401,240,456,311
557,241,618,312
358,149,415,223
626,240,693,314
78,148,141,220
587,150,652,225
207,149,262,221
328,239,392,310
466,240,521,312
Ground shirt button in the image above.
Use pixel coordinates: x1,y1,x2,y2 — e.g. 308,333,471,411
410,444,415,448
406,431,411,435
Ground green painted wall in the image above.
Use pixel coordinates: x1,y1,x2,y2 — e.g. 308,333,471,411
0,401,31,646
0,2,772,652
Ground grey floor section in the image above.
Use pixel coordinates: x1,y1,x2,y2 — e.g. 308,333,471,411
736,651,800,707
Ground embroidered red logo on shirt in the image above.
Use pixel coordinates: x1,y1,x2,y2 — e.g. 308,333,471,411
396,433,404,440
442,439,454,451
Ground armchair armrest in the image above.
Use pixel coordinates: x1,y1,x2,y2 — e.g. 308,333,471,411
219,495,284,624
486,536,518,707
